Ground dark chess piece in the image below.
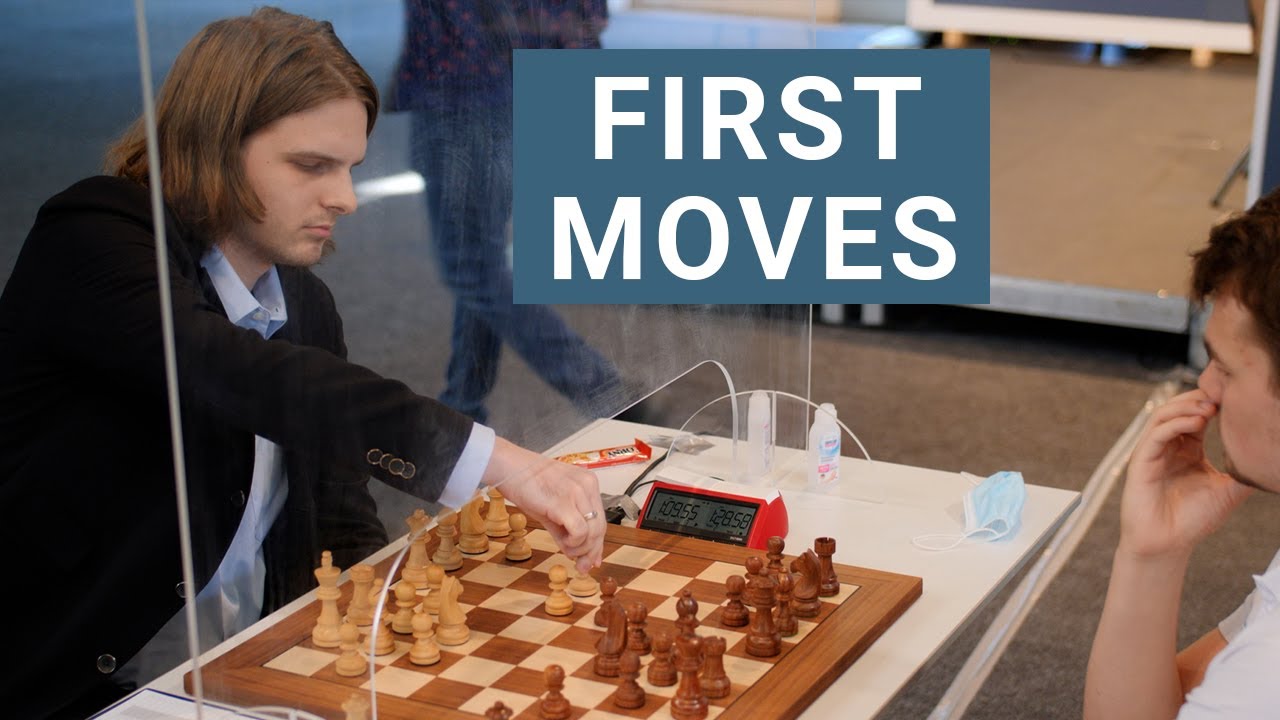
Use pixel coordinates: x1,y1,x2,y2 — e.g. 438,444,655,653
675,589,700,639
670,634,708,720
766,535,786,577
775,571,798,637
647,630,678,687
791,549,822,618
613,650,646,709
815,536,840,597
539,664,571,720
699,635,731,699
485,700,513,720
594,576,618,628
721,574,749,627
745,556,780,657
595,598,626,677
626,601,651,655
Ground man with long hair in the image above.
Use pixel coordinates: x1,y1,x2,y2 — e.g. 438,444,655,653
1085,191,1280,717
0,8,604,717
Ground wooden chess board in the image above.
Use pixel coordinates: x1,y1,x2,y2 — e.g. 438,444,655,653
186,520,921,720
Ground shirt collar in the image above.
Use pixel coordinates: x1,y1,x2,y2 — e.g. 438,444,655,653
199,246,288,339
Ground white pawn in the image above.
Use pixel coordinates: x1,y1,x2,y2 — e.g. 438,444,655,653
423,564,445,615
432,512,464,570
545,565,574,616
505,513,532,562
486,487,512,537
367,579,395,656
392,579,417,634
311,551,342,648
409,608,441,666
334,622,368,677
568,567,599,598
435,576,471,646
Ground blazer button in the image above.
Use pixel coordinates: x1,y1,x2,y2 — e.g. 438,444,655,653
379,454,393,469
402,462,416,479
175,582,186,599
366,449,383,465
231,490,247,507
97,654,117,674
388,458,405,475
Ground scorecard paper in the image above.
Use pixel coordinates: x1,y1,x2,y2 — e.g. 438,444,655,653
513,49,990,304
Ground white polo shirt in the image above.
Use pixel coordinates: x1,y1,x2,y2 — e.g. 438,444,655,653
1178,547,1280,718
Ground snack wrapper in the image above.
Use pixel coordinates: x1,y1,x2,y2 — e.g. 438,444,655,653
555,439,653,469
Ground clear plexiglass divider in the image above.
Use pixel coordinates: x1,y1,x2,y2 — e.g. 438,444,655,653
127,1,821,718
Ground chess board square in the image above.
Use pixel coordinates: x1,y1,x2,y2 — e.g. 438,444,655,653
518,644,595,674
524,528,562,552
621,570,690,596
613,588,670,616
828,582,859,605
533,553,578,575
546,626,606,655
481,588,552,616
590,688,673,718
595,562,647,587
461,541,508,562
500,615,577,645
438,655,520,686
465,606,525,635
636,669,678,698
603,545,667,569
462,561,531,588
370,640,413,666
682,578,731,606
648,552,715,577
493,547,554,569
697,561,745,584
721,653,773,685
406,675,485,707
359,665,432,697
457,581,502,606
437,629,496,655
508,569,555,596
472,636,543,665
390,647,463,674
460,687,538,717
649,595,716,622
694,623,746,648
492,665,547,695
263,646,336,676
791,619,819,643
562,675,621,708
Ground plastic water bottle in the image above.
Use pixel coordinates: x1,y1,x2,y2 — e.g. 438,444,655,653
808,403,840,488
747,390,774,481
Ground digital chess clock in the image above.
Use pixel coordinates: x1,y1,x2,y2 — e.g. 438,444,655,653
637,479,788,550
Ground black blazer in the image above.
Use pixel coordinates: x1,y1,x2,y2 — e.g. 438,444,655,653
0,177,474,718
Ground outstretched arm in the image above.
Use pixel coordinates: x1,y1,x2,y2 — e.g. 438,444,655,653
1084,390,1250,720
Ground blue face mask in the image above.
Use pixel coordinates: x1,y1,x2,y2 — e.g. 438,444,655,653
913,471,1027,551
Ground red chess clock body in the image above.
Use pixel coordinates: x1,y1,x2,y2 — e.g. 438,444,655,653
637,480,789,550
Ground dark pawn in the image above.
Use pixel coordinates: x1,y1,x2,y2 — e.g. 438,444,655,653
675,589,700,639
626,601,651,655
540,664,571,720
815,536,840,597
647,630,678,687
613,650,646,709
791,549,822,618
699,635,731,699
486,700,513,720
670,634,708,720
766,535,786,577
775,571,798,637
721,574,749,627
594,576,618,627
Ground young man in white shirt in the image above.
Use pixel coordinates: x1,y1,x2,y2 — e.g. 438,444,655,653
1085,193,1280,718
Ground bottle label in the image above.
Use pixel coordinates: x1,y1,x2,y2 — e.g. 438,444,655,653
816,432,840,485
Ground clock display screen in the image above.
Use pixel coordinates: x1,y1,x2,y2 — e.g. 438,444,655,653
641,488,759,544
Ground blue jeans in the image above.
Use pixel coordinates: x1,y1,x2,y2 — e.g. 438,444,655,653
409,99,622,424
